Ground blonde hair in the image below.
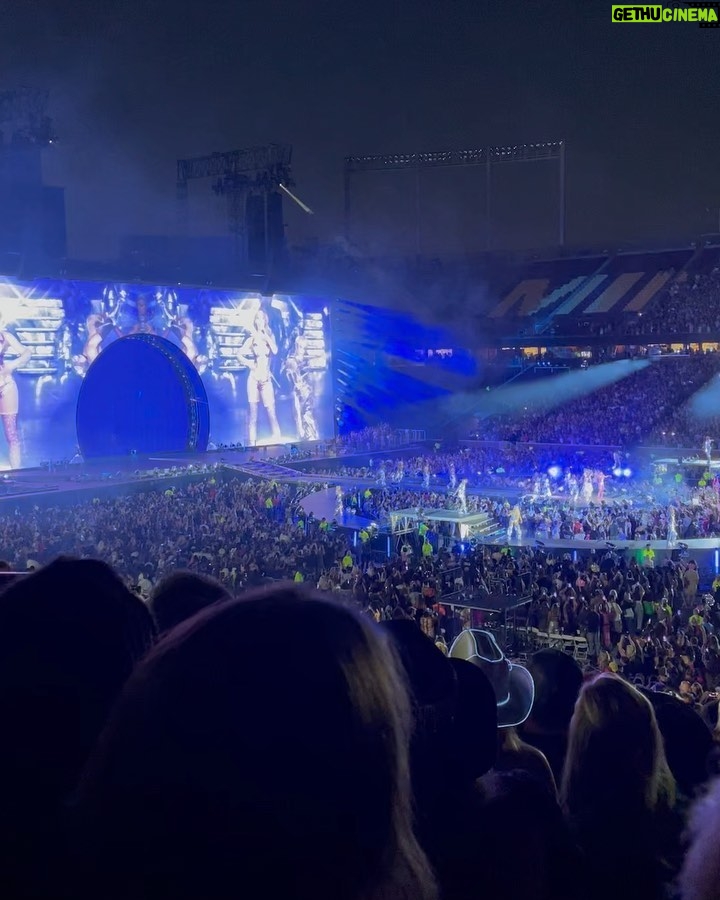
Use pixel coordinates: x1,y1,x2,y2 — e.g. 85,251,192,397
560,674,675,819
680,777,720,900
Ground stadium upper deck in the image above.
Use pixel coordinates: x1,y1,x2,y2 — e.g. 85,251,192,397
484,245,717,338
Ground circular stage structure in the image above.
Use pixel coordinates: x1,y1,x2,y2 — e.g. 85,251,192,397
76,334,210,459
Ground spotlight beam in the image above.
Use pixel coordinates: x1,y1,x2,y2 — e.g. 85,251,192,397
279,183,314,215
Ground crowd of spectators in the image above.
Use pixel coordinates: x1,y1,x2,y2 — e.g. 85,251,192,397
0,477,345,594
274,423,400,462
515,491,720,542
302,445,619,491
7,428,720,898
648,400,720,452
626,266,720,336
482,353,720,446
3,540,720,899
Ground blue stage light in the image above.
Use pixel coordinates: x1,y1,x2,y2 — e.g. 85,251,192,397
548,465,562,480
613,467,623,477
622,468,632,478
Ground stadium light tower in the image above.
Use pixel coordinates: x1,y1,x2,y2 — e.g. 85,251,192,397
344,141,566,252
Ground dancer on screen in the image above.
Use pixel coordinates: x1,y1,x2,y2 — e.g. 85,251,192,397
0,323,32,469
283,330,319,441
74,288,127,374
238,308,282,445
80,314,105,365
130,295,156,335
178,316,207,372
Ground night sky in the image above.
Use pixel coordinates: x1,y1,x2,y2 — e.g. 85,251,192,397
4,0,720,259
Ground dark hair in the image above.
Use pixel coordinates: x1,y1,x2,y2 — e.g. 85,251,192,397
149,570,230,633
645,691,713,797
526,649,583,732
0,557,155,801
74,587,436,900
0,557,156,895
476,771,581,900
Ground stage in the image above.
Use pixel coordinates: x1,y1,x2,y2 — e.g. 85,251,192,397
0,442,334,505
499,534,720,553
656,457,720,470
1,445,718,581
388,507,504,540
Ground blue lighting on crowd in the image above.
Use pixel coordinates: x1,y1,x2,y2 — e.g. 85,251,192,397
450,358,650,423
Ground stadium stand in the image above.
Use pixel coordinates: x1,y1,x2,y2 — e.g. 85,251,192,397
487,249,695,335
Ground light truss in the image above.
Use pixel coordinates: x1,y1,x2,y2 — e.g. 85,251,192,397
175,143,293,270
343,141,566,250
176,144,292,189
344,142,563,173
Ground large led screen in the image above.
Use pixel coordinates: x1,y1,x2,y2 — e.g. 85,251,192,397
0,278,333,469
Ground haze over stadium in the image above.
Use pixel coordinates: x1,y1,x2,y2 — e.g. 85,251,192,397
1,3,720,900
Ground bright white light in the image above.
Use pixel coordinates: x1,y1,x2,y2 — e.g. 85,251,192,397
613,468,623,477
548,465,562,479
623,468,632,478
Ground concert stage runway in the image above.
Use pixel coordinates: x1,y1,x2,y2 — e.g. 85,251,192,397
0,443,325,505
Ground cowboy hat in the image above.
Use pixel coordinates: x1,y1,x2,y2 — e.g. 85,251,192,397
449,629,535,728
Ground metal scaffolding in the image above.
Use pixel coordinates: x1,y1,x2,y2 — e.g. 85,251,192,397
343,141,566,252
176,144,293,269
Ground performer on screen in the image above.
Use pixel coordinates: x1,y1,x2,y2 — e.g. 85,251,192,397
85,314,106,362
130,295,156,335
283,330,319,441
0,325,31,469
102,287,127,335
73,289,128,376
158,289,180,334
238,308,282,446
177,316,208,372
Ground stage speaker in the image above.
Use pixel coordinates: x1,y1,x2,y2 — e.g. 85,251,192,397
246,191,284,271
